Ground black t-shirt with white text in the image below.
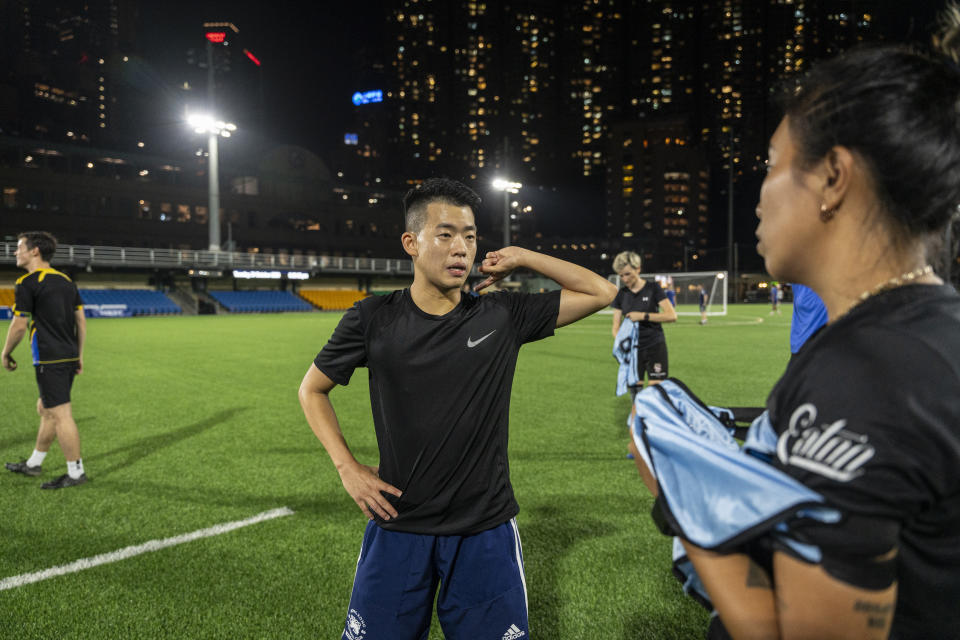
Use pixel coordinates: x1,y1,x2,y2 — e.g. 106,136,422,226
767,284,960,638
612,281,667,350
315,288,561,535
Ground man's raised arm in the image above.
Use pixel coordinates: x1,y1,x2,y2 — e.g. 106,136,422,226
475,246,617,327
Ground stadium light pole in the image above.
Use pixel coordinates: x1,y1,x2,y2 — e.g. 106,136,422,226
492,178,522,248
194,27,236,252
187,114,236,252
727,127,735,302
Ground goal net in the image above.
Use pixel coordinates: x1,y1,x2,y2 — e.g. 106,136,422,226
608,271,728,316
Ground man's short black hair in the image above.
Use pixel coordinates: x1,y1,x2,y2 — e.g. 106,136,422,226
402,178,482,233
18,231,57,261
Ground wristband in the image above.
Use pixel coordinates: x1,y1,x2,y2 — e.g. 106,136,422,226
644,312,650,322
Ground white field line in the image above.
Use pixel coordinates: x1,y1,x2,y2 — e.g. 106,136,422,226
0,507,294,591
559,317,765,332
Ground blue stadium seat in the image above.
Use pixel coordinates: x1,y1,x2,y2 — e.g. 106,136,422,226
79,289,182,317
207,290,313,314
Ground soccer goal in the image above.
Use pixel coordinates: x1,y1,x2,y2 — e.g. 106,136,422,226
608,271,729,316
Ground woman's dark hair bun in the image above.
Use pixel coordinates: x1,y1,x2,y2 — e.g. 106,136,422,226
779,10,960,241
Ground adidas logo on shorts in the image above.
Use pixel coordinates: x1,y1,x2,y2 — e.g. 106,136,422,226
502,623,526,639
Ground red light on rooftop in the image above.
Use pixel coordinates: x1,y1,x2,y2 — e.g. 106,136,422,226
244,49,261,67
205,32,227,44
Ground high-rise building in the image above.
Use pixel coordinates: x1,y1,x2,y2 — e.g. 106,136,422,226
385,0,564,185
338,90,391,189
386,1,449,181
606,117,709,270
0,0,137,146
557,1,625,179
623,1,700,120
697,0,766,180
496,2,560,180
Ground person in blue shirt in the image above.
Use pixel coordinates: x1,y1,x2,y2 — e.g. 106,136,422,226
789,283,827,356
664,276,677,308
698,285,709,325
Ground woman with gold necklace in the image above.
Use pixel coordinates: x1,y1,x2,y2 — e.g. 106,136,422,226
633,10,960,639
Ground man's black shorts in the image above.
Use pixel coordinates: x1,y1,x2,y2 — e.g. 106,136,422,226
35,362,77,408
637,341,669,381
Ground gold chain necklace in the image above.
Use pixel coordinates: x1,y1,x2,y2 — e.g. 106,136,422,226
857,265,934,302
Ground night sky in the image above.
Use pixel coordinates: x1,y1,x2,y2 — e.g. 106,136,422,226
131,1,943,248
136,0,387,154
134,1,940,157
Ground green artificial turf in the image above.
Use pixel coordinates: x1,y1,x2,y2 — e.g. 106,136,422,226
0,304,792,638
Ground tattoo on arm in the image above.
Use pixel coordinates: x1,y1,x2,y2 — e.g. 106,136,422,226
745,560,772,589
854,600,893,630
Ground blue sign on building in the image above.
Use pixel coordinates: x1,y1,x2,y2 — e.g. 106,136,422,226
351,90,383,106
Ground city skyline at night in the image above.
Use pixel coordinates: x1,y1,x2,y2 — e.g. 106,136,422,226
0,0,942,273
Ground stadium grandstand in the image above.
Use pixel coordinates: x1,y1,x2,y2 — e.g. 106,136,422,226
0,241,429,318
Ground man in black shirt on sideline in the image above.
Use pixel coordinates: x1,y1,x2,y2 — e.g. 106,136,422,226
299,178,617,640
2,231,88,489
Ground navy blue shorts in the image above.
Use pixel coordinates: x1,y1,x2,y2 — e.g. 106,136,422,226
342,518,529,640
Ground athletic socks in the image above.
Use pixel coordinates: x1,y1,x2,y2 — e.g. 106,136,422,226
27,449,47,468
67,459,85,479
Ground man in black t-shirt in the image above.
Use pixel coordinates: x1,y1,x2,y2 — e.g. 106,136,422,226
299,178,617,640
2,231,88,489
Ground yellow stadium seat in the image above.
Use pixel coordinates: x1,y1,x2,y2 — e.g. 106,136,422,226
299,290,368,311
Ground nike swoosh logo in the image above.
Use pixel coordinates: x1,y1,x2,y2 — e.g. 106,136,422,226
467,330,496,348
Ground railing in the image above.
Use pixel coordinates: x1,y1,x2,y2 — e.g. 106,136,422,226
0,242,415,276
